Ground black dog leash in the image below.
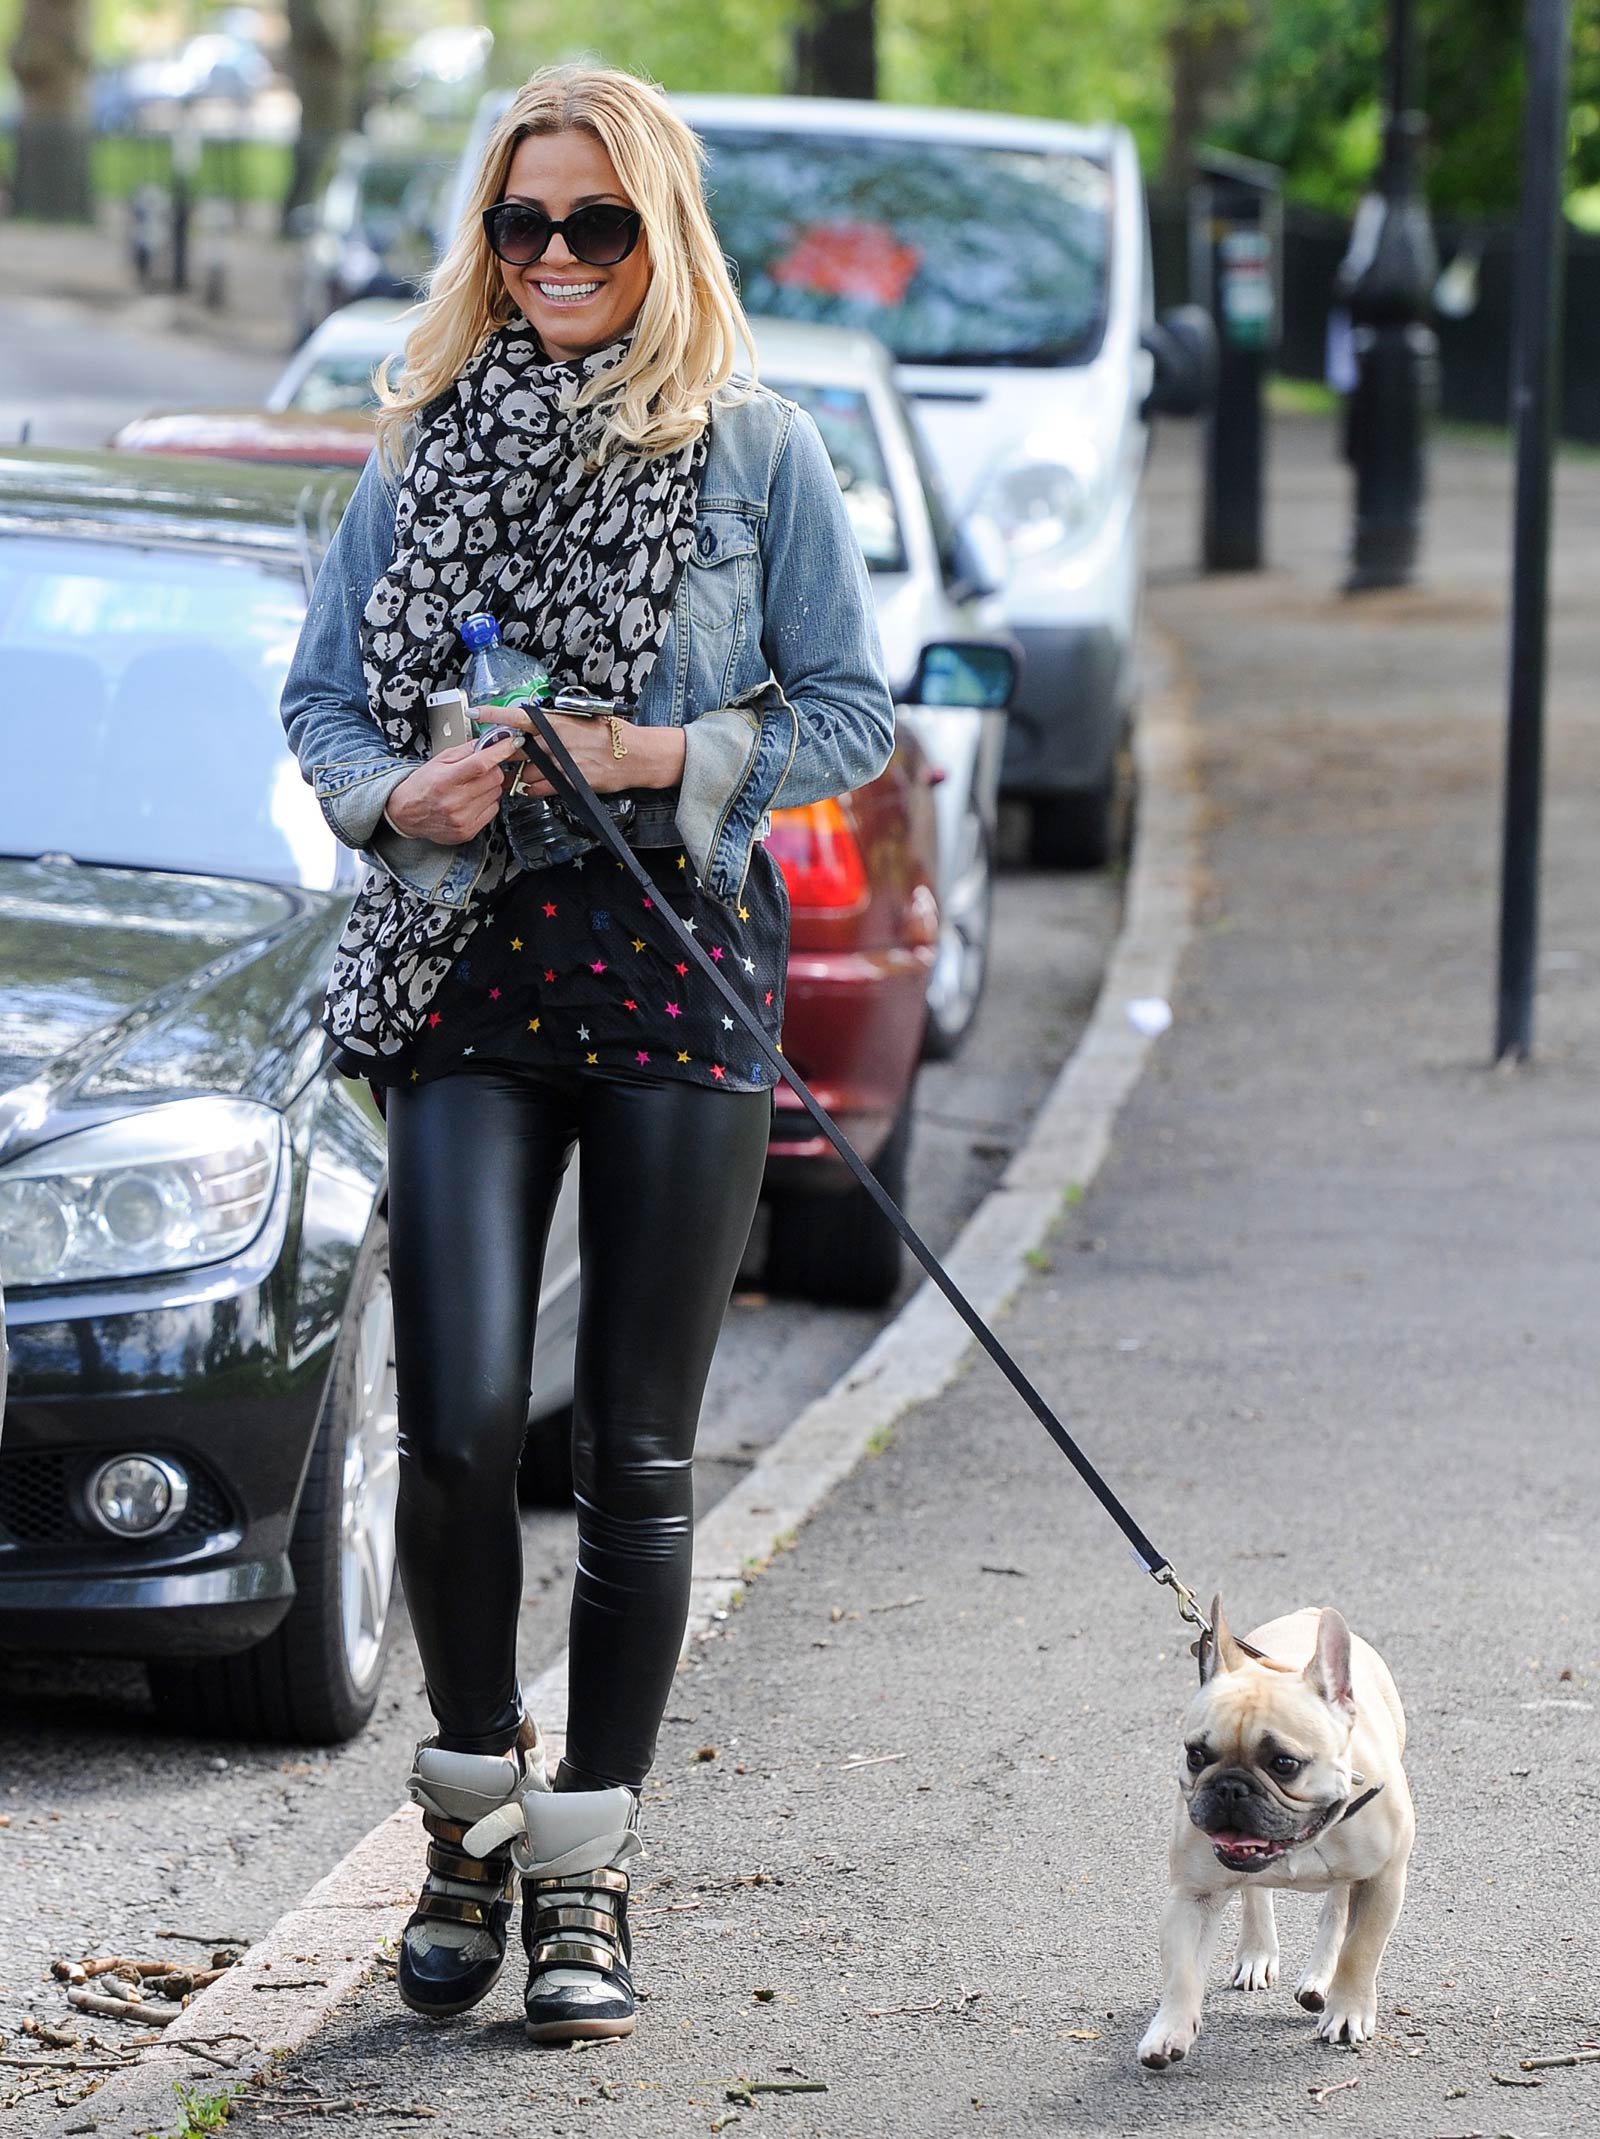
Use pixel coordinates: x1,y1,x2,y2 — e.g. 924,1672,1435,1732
518,700,1220,1650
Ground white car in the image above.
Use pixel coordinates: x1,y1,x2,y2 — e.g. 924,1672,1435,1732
267,307,1016,1055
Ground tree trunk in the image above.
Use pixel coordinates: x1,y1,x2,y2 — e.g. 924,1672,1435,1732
1162,0,1255,191
7,0,94,222
788,0,877,100
282,0,358,230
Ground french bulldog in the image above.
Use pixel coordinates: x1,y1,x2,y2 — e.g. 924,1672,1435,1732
1138,1598,1414,2070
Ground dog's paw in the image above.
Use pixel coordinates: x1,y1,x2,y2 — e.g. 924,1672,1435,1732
1230,1947,1278,1992
1138,2011,1201,2070
1316,1994,1376,2046
1295,1974,1328,2013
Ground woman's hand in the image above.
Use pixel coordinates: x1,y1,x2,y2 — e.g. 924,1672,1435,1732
383,734,525,843
476,707,686,795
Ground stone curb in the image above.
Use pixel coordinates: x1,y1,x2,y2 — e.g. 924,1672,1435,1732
66,637,1199,2138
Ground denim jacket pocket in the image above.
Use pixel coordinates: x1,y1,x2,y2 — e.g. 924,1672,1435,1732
685,512,759,633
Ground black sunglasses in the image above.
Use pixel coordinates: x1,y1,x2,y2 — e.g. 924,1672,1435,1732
481,200,643,268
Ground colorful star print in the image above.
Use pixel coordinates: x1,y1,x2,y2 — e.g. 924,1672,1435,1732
389,842,786,1095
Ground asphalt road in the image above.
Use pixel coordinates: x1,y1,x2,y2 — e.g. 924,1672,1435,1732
0,294,283,450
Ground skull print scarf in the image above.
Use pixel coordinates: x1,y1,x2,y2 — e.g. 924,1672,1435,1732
321,322,708,1065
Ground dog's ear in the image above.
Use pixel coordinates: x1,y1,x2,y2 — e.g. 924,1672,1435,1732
1201,1594,1249,1681
1304,1607,1356,1721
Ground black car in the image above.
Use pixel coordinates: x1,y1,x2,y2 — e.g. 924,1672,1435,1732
0,450,578,1742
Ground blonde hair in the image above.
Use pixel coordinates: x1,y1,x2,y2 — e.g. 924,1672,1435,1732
374,64,756,470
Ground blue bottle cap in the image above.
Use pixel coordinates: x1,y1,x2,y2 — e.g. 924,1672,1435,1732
458,613,501,650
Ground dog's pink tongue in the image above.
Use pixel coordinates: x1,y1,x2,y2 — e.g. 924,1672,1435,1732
1211,1830,1258,1847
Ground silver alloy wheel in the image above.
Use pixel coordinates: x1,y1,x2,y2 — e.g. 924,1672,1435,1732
339,1270,400,1694
925,790,993,1054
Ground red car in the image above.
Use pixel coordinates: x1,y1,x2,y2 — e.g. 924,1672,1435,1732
108,418,943,1306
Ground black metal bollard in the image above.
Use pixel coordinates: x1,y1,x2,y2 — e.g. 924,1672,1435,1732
1336,0,1438,591
1190,150,1281,572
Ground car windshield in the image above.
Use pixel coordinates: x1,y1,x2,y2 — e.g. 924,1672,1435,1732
289,351,385,413
701,129,1111,365
0,534,339,891
768,379,904,570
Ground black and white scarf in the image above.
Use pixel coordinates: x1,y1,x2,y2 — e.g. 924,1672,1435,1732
321,322,708,1063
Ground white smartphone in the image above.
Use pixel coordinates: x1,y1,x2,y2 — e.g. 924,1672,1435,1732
425,687,471,755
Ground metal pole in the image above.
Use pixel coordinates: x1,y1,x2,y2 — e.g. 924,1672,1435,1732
1494,0,1572,1062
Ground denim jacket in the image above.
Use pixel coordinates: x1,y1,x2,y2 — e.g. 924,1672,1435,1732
280,383,895,908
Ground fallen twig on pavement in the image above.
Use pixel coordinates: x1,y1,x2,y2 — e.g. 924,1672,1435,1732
840,1752,907,1772
865,2000,942,2018
250,1978,329,1991
1491,2069,1542,2086
979,1564,1028,1578
868,1595,925,1613
1308,2076,1361,2105
727,2079,829,2100
67,1988,176,2027
1521,2049,1600,2070
156,1929,251,1948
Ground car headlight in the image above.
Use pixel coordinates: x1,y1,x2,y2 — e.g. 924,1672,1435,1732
980,455,1106,562
0,1098,283,1288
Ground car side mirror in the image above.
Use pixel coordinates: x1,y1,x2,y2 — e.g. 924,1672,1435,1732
943,512,1009,603
1141,304,1218,418
906,639,1019,711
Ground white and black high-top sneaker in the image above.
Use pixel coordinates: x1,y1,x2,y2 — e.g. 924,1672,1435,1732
397,1719,548,2018
464,1777,641,2042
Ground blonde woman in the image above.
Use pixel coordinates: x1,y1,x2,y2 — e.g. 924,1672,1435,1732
281,65,893,2040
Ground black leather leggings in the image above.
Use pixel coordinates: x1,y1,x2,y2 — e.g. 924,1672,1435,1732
385,1063,770,1785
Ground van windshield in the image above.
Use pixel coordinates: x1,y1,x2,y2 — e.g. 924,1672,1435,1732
700,129,1111,366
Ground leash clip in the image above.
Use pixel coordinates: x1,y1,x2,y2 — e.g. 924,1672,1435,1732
1154,1564,1213,1643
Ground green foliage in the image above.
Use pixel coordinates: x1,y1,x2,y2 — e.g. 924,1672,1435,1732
1210,0,1600,219
883,0,1173,162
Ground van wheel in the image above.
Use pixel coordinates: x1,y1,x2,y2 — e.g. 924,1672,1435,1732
1029,735,1133,870
766,1089,913,1309
149,1225,399,1745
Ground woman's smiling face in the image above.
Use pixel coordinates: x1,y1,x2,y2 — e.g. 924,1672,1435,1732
496,128,652,364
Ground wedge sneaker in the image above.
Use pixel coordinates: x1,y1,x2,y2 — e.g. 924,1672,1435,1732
396,1719,548,2018
463,1777,642,2042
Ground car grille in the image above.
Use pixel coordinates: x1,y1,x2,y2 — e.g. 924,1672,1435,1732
0,1450,233,1547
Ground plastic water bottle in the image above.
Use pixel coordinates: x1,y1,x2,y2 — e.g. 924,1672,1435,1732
457,614,588,870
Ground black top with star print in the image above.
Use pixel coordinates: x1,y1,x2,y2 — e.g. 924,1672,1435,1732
366,841,789,1094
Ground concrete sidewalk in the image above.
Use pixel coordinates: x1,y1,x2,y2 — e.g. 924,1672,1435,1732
115,417,1600,2136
